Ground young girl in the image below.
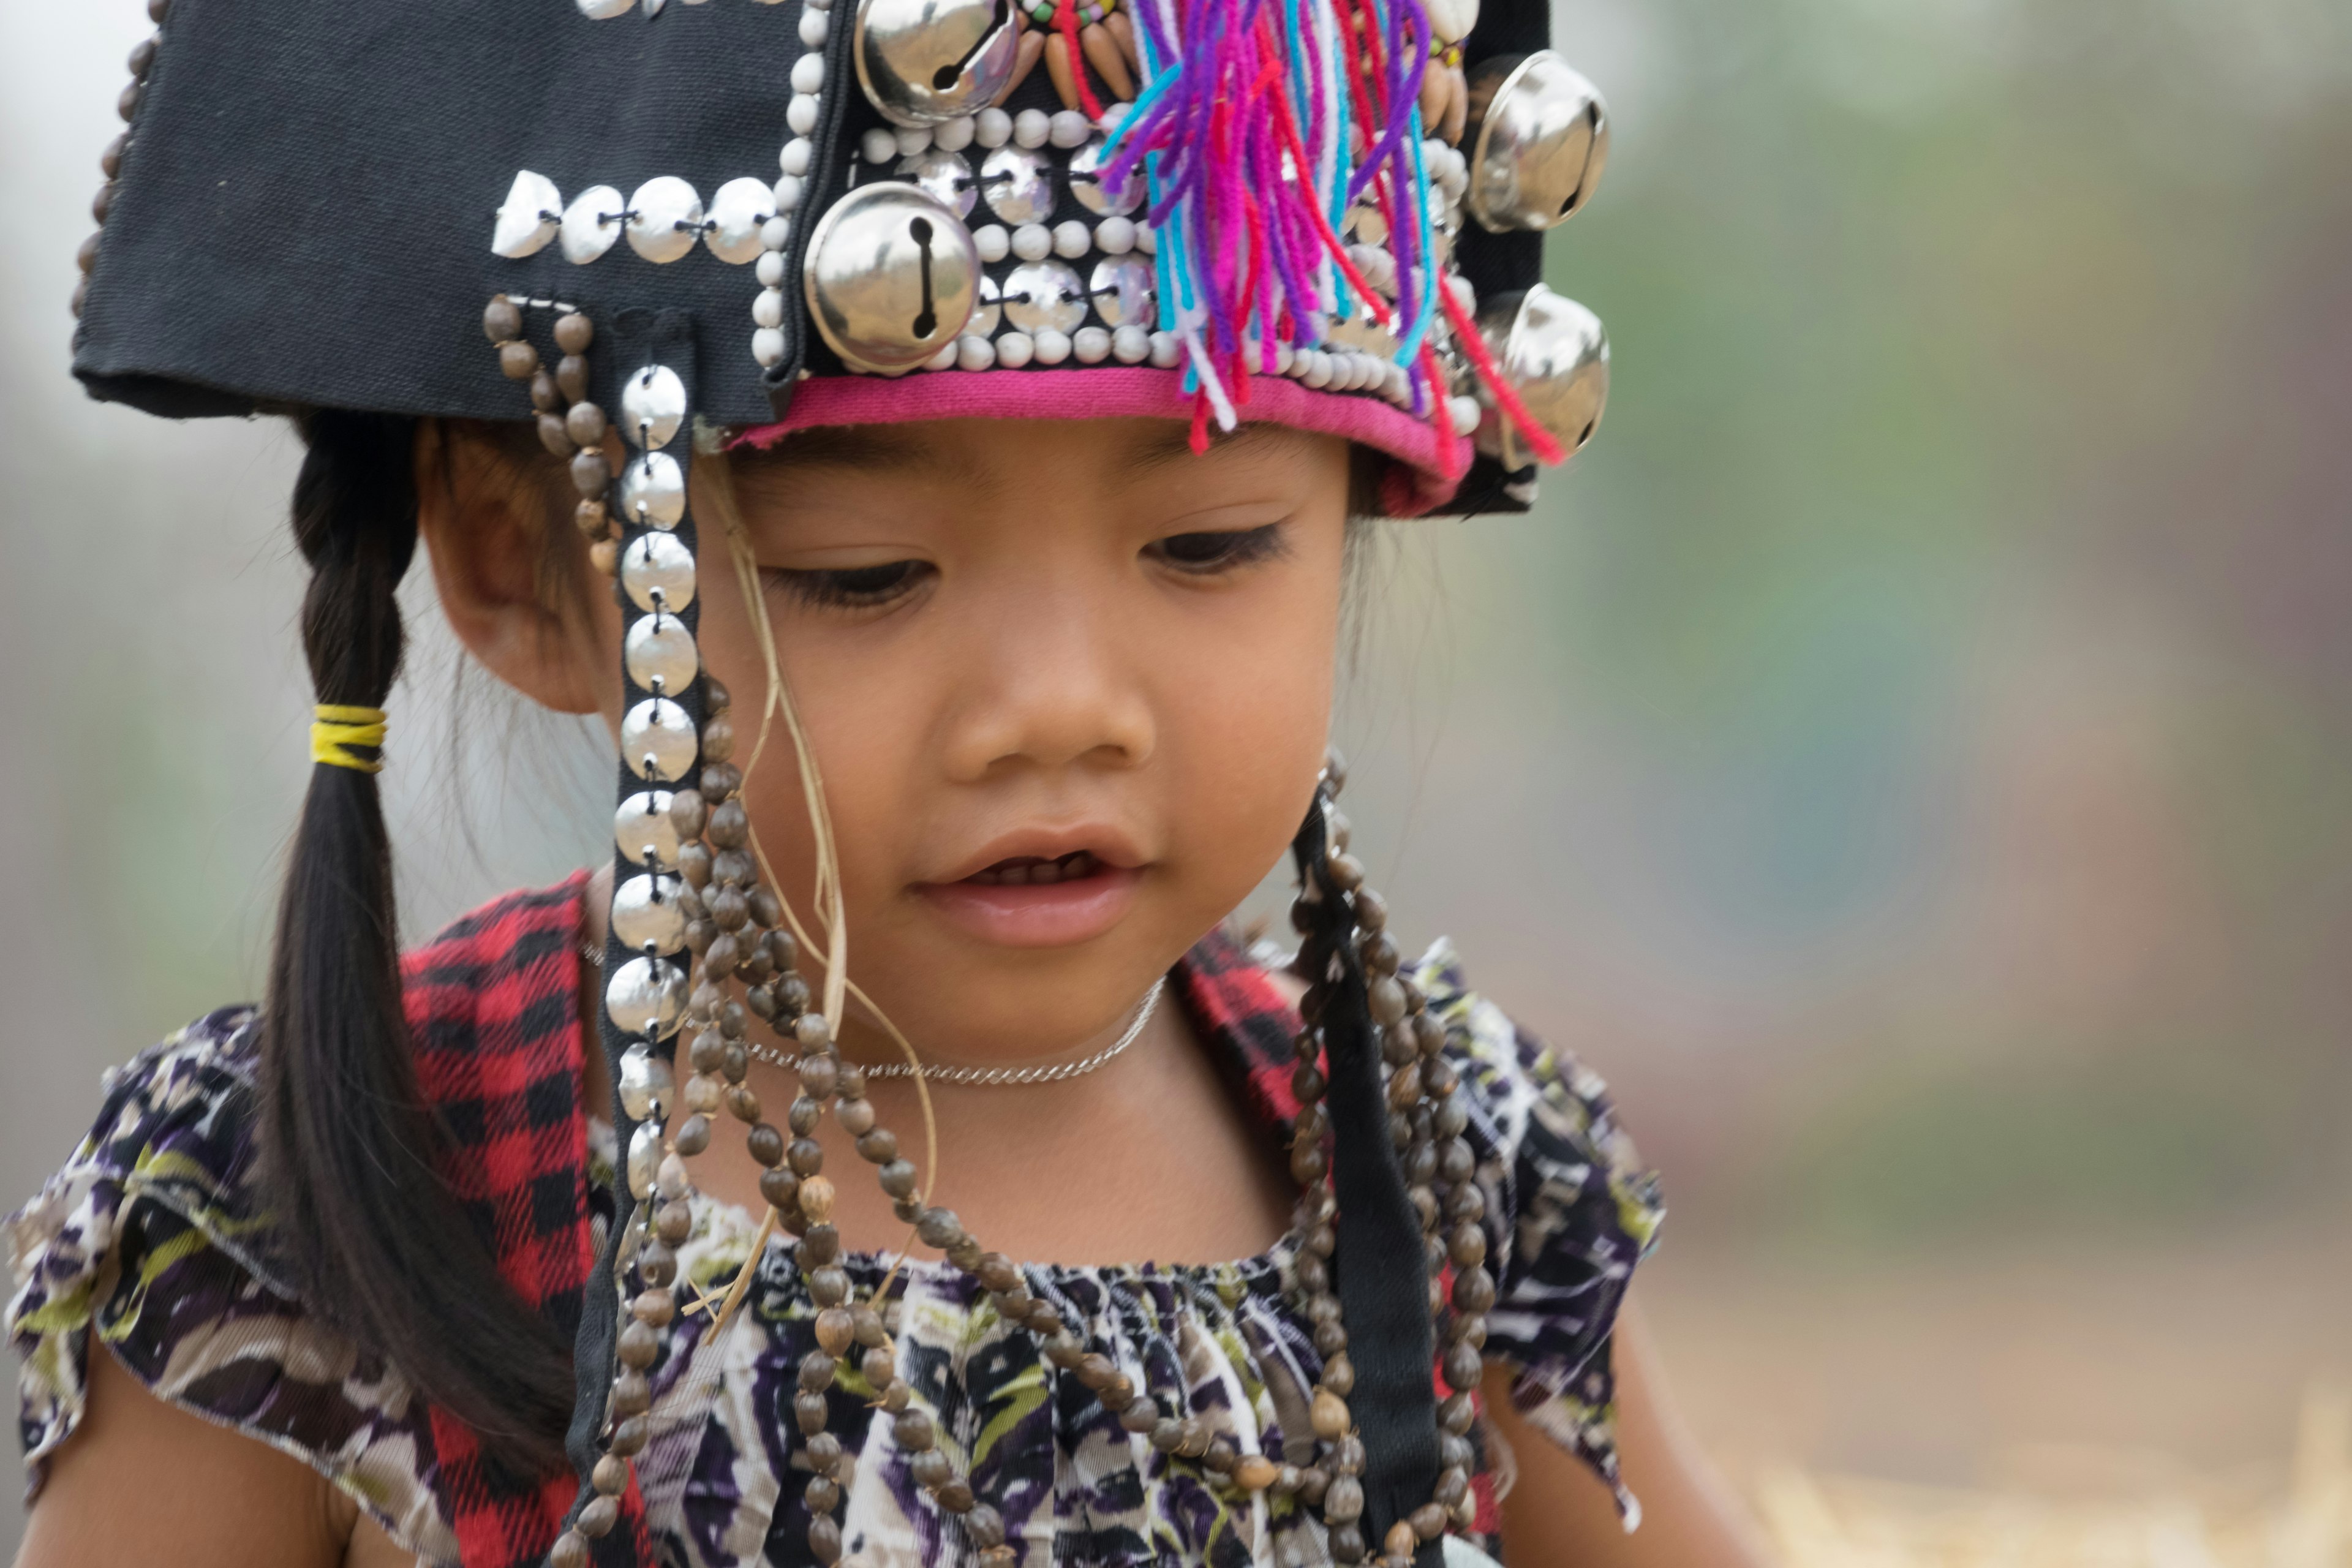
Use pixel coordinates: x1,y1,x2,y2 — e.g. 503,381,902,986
13,1,1763,1565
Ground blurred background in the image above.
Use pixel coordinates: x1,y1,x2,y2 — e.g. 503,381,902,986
6,0,2352,1559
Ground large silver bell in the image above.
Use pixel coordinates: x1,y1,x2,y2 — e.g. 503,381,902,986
1460,51,1609,233
803,182,982,375
856,0,1023,127
1469,285,1609,469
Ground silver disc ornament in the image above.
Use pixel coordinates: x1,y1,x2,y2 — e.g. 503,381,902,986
1460,51,1609,233
625,612,700,696
1470,284,1610,469
611,872,687,957
621,696,698,783
620,532,696,614
1001,260,1087,335
619,450,686,529
1068,137,1142,217
606,954,687,1039
620,364,688,450
803,182,980,374
1088,257,1155,329
978,146,1054,226
614,790,680,871
898,149,976,218
617,1042,676,1123
855,0,1022,127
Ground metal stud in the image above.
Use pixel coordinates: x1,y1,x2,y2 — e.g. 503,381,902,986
491,170,562,259
625,612,700,696
802,181,981,375
706,176,778,265
1000,260,1087,336
1068,138,1142,217
618,451,687,530
620,364,689,450
854,0,1022,128
1468,284,1609,469
1087,256,1155,329
625,176,705,264
618,1043,677,1124
612,873,687,957
561,185,627,264
607,956,687,1040
1460,51,1609,233
626,1118,665,1198
620,532,697,614
614,790,680,870
896,148,976,218
977,146,1053,226
621,697,698,783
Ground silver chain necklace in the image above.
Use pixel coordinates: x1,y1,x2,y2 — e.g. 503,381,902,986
584,941,1167,1087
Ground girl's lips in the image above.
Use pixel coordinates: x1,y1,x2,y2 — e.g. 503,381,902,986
914,861,1143,948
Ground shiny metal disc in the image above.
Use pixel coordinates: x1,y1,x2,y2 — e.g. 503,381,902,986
625,1118,664,1197
620,364,689,450
896,148,976,217
624,611,699,696
1001,260,1087,336
1471,284,1610,469
1461,51,1609,233
614,789,680,870
970,272,1003,337
626,176,706,263
854,0,1022,128
617,1042,676,1123
978,146,1054,226
560,184,625,264
1087,256,1156,329
1068,138,1142,217
491,170,562,258
620,531,696,614
704,175,777,264
611,873,687,957
607,954,687,1040
619,450,687,529
802,181,981,375
621,696,698,783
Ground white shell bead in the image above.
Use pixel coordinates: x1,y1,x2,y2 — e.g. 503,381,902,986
1012,108,1050,148
972,224,1009,263
1112,324,1150,363
1011,223,1051,261
862,127,897,164
1072,326,1111,364
1095,216,1136,254
925,340,960,371
1449,395,1483,435
956,334,996,371
579,0,635,13
1148,330,1180,367
787,93,820,135
780,137,813,176
753,287,787,328
753,326,788,367
560,185,626,264
773,174,804,211
894,125,932,157
760,214,793,250
1033,328,1071,364
625,176,705,264
1049,110,1091,148
791,51,826,93
756,249,788,285
1136,222,1156,255
798,7,828,44
1052,220,1090,258
491,170,562,258
974,108,1012,148
995,330,1035,368
935,116,976,153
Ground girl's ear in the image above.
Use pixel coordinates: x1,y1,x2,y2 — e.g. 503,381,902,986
414,418,619,720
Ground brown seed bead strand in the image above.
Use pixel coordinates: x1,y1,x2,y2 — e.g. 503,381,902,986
1284,752,1475,1568
480,298,620,576
77,0,168,321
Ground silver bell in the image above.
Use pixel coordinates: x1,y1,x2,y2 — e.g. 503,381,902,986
855,0,1022,127
1469,285,1609,470
1460,51,1609,233
803,182,982,375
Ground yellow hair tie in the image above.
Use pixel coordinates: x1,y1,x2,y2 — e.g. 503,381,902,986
312,704,388,772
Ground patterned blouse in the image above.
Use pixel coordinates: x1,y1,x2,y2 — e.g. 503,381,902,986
7,878,1662,1568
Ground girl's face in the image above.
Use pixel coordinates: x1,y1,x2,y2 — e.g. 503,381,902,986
671,416,1351,1060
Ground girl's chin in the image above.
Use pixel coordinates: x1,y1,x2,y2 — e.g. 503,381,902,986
910,865,1144,949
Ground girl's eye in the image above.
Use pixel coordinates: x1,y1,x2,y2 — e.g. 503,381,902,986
766,559,934,608
1147,524,1286,574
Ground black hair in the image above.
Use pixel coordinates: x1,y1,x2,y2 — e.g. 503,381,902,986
257,408,575,1475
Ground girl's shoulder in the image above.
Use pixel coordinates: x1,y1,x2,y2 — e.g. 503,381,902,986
6,874,599,1564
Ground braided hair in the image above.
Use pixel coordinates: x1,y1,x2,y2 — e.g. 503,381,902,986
256,409,575,1474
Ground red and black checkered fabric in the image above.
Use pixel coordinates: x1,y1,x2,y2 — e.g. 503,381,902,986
401,873,652,1568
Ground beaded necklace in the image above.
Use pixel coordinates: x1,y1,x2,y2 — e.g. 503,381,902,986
552,717,1487,1568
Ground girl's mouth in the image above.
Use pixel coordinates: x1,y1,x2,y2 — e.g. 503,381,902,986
959,851,1102,887
916,850,1141,948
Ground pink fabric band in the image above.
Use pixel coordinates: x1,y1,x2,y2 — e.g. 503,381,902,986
734,368,1471,518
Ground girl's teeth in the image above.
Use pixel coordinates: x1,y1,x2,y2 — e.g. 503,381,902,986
965,853,1102,886
999,862,1030,885
1031,859,1063,884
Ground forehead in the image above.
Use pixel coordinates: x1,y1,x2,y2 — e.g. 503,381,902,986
733,418,1340,498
